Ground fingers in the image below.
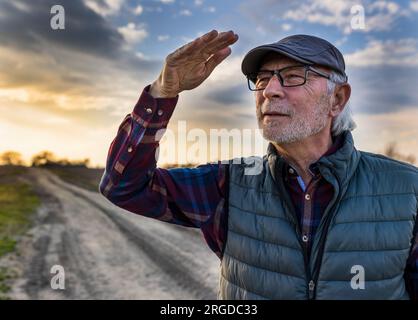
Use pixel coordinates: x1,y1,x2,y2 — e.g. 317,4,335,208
204,46,232,76
168,30,219,62
184,29,219,52
168,30,238,64
200,29,219,42
202,31,239,55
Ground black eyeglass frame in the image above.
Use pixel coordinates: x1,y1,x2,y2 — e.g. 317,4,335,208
246,64,332,91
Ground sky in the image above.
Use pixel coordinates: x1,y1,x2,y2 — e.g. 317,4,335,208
0,0,417,167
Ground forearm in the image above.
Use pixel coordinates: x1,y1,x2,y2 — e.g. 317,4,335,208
99,84,178,216
99,85,227,232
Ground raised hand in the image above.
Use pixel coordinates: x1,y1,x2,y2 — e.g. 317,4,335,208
149,30,239,98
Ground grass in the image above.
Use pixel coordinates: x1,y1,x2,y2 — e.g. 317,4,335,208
47,167,104,192
0,183,40,242
0,165,40,299
0,267,11,299
0,238,16,257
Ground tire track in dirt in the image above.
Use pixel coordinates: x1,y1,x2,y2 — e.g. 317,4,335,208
7,176,102,299
3,168,219,299
42,171,218,299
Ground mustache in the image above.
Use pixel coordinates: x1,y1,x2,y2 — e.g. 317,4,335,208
260,102,293,116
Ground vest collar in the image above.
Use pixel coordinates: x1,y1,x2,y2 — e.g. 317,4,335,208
267,130,361,189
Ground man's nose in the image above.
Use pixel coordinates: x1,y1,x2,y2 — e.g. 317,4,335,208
263,74,285,100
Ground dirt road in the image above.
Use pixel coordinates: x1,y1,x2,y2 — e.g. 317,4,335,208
1,168,220,299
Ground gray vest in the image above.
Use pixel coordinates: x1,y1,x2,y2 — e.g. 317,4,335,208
218,131,418,300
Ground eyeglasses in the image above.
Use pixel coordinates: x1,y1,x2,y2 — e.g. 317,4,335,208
247,65,331,91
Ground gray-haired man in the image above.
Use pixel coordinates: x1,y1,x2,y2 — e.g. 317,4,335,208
100,30,418,299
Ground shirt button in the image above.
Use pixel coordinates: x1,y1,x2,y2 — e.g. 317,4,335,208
302,235,309,242
145,107,153,114
157,109,163,116
305,194,311,201
127,146,133,153
288,168,295,174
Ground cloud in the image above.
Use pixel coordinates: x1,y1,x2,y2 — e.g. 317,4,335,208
203,6,216,13
84,0,124,16
410,0,418,11
0,41,159,111
345,38,418,66
180,9,192,16
159,54,255,132
135,51,150,60
353,108,418,163
117,23,148,44
335,36,349,47
0,0,161,114
362,1,407,34
158,35,170,41
282,0,354,29
158,0,175,4
0,0,158,67
0,105,120,166
348,65,418,114
284,0,405,34
203,56,246,94
133,5,143,15
342,41,418,116
240,0,408,35
0,0,126,59
145,6,163,12
204,84,248,105
281,23,292,31
183,56,252,110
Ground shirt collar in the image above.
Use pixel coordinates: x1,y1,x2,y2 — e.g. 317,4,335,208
267,133,345,179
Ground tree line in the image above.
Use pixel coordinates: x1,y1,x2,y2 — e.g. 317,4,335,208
0,142,415,168
0,151,90,167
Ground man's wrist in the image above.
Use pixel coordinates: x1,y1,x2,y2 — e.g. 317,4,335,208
149,81,178,99
132,85,179,126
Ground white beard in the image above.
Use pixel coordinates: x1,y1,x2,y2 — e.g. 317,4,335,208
257,94,331,144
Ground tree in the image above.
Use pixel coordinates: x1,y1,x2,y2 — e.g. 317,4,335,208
30,151,90,168
383,142,416,165
31,151,56,167
0,151,24,165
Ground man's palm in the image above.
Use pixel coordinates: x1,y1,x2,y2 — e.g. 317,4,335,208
150,30,239,98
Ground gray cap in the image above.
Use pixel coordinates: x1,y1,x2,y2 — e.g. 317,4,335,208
241,34,347,81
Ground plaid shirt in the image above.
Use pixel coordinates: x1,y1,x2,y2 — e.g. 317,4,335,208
275,136,343,259
100,85,418,299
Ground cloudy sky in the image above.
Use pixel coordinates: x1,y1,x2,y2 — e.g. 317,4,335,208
0,0,417,167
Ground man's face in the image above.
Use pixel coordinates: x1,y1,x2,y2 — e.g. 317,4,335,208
255,53,333,144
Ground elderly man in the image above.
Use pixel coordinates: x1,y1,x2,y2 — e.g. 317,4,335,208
99,30,418,300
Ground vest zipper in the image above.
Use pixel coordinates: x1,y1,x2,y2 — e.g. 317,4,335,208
282,194,313,297
308,280,315,299
275,170,313,298
272,159,314,299
311,168,343,299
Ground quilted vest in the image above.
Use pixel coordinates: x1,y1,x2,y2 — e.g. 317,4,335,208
218,131,418,300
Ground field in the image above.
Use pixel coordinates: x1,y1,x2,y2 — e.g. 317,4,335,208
47,167,104,192
0,165,102,298
0,166,40,298
0,165,218,299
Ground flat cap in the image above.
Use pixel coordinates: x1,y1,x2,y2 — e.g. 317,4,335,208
241,34,347,81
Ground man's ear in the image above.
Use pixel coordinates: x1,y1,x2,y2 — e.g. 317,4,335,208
330,83,351,116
